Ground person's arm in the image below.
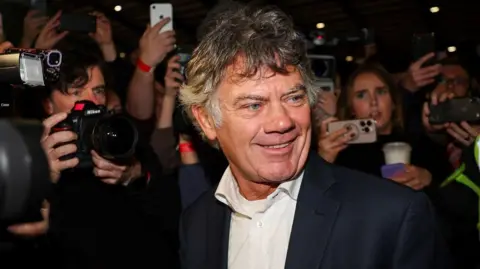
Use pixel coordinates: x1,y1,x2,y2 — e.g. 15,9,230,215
126,18,176,120
178,134,211,209
392,192,452,269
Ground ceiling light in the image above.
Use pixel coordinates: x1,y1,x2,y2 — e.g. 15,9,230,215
447,46,456,53
430,6,439,13
316,23,325,29
346,56,354,62
119,52,126,58
114,5,122,12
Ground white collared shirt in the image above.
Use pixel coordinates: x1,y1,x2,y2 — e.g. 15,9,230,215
215,167,303,269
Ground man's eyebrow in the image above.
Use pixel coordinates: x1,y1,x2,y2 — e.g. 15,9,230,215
233,94,268,106
282,84,307,96
232,84,306,106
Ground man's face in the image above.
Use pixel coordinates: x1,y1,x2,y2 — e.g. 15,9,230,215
46,66,106,114
441,64,469,97
195,58,312,184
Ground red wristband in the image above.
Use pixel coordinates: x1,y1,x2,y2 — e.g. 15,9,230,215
136,58,154,73
179,142,195,153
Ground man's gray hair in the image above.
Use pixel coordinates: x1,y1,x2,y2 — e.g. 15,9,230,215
179,2,318,138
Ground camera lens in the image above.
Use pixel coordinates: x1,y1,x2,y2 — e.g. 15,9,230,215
92,115,138,160
47,51,61,67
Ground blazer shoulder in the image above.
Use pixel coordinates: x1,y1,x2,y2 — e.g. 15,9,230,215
181,188,218,223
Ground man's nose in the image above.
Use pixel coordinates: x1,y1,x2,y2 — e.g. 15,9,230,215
263,102,295,134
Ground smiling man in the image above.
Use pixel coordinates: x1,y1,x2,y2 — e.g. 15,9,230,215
179,2,451,269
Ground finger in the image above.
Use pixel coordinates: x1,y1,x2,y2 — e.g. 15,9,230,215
418,64,441,75
55,157,79,171
459,121,479,138
170,72,185,81
49,143,77,160
438,92,454,103
0,41,13,53
446,128,471,146
450,123,470,138
42,112,68,138
168,62,182,70
327,127,350,141
320,117,339,136
91,151,126,172
7,221,48,237
169,55,181,63
93,167,122,180
53,31,69,42
101,178,120,185
152,17,172,32
42,131,77,150
45,10,62,28
415,69,440,82
412,52,435,69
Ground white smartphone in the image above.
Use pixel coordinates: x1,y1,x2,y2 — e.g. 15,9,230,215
150,3,173,33
327,119,377,144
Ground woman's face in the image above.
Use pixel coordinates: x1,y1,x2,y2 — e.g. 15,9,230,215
350,72,394,134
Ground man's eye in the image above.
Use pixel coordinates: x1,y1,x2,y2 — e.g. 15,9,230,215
245,103,261,111
287,94,306,103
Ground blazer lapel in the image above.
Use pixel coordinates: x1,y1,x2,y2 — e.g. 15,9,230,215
285,152,341,269
206,198,231,269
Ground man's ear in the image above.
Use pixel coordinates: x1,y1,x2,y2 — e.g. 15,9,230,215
42,98,53,115
191,105,217,140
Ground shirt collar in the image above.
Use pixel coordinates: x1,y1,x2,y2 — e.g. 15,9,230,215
215,166,304,215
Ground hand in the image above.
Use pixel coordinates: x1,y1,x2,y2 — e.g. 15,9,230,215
138,18,176,67
402,53,441,92
7,201,49,237
446,122,480,146
315,90,337,117
21,10,48,46
41,112,79,183
421,89,454,133
391,165,432,190
89,11,112,46
0,41,13,53
164,55,184,97
91,150,142,185
316,117,353,163
35,11,68,50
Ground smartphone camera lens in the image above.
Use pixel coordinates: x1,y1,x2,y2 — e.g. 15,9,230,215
366,120,372,126
360,121,366,127
363,127,370,133
159,15,163,19
152,5,155,9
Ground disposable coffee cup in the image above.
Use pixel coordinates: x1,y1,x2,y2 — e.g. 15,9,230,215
382,142,412,164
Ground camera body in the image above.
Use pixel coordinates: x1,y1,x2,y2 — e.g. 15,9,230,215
0,48,61,87
51,100,138,169
5,48,61,83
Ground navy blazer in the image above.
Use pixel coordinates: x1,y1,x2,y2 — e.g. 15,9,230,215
180,152,452,269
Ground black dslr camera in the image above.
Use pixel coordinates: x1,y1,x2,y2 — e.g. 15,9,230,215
0,48,61,87
51,100,139,168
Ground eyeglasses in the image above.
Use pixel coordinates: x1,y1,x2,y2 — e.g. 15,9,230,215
440,77,469,86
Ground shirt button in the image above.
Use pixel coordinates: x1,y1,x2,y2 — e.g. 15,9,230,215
257,221,263,228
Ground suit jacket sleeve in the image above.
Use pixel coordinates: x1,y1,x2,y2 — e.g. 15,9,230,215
392,192,452,269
